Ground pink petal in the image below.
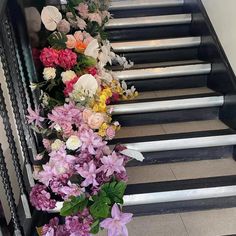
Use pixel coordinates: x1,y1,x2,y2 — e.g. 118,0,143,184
121,225,129,236
100,218,113,229
111,204,121,219
120,213,133,225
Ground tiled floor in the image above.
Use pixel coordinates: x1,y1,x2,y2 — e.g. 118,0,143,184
98,208,236,236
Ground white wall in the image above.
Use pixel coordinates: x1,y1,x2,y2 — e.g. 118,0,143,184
202,0,236,75
0,61,23,223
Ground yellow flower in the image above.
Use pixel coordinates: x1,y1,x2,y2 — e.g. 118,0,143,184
98,123,108,137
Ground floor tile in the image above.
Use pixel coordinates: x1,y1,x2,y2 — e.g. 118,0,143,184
98,214,188,236
115,123,165,139
181,208,236,236
162,119,228,134
127,164,176,184
170,158,236,180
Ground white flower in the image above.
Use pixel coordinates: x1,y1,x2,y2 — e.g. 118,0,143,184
54,124,62,132
42,93,49,106
61,70,76,83
41,6,62,31
30,83,37,91
43,67,56,80
66,135,82,150
25,7,41,33
51,139,64,151
73,74,98,97
84,39,99,59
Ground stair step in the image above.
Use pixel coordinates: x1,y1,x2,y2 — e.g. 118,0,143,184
112,36,201,53
124,175,236,216
135,87,213,100
116,119,227,139
127,158,236,185
106,14,192,29
114,63,211,81
111,94,223,115
110,0,184,10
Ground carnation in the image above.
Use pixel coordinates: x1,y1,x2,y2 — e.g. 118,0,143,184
61,70,76,83
30,184,56,211
43,67,56,80
57,49,77,70
40,47,59,67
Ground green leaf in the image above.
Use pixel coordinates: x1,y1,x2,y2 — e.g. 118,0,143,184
48,32,67,50
101,181,127,204
90,192,111,219
90,220,100,234
60,195,88,216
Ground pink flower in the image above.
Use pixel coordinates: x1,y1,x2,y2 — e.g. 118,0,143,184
80,128,106,155
106,126,116,140
57,49,77,70
35,154,43,161
26,107,44,127
58,182,85,200
87,112,105,129
65,209,93,236
42,217,68,236
82,108,93,123
100,204,133,236
88,13,102,26
57,19,70,34
40,47,59,67
42,138,52,152
77,17,87,30
77,3,89,19
75,160,99,187
98,151,126,177
87,67,97,76
66,35,76,49
30,184,56,211
63,77,79,96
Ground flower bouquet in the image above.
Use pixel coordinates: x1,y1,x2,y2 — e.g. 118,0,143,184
26,0,143,235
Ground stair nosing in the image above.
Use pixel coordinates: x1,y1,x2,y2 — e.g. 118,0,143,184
114,63,211,81
109,0,184,10
106,14,192,29
111,36,201,52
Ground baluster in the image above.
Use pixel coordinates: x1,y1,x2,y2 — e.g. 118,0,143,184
0,81,31,219
0,143,23,236
0,15,35,188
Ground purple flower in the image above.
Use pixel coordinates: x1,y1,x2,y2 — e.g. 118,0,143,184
42,217,68,236
100,204,133,236
30,184,56,211
58,182,85,200
65,209,93,236
75,160,99,187
98,152,126,177
80,128,106,155
26,107,44,127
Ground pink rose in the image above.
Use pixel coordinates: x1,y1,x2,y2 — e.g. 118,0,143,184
57,19,70,34
82,108,93,123
88,113,104,129
77,3,89,19
66,35,76,49
88,13,102,26
106,126,116,140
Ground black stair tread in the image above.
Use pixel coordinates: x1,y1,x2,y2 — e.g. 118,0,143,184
125,175,236,194
127,157,236,185
110,59,206,71
110,129,236,145
113,91,221,105
134,87,214,101
115,119,228,140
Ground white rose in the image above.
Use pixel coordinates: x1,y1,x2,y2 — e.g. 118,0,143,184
61,70,77,83
43,67,56,80
66,135,82,150
73,74,98,97
51,139,64,151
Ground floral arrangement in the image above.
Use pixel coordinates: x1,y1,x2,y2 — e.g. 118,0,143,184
26,1,143,235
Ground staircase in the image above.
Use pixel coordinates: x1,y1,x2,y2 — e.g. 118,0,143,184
106,0,236,216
